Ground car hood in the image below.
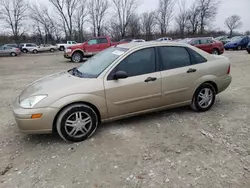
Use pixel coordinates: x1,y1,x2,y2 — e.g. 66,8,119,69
19,71,104,106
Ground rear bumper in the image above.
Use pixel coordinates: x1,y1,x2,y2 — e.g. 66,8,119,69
218,75,232,93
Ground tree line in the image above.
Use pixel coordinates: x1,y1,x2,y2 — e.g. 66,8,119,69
0,0,246,44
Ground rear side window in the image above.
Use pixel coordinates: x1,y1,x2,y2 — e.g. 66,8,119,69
191,39,200,45
98,38,108,44
188,48,207,64
159,46,191,70
200,39,211,44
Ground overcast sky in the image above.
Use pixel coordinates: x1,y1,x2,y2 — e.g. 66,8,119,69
1,0,249,33
139,0,250,32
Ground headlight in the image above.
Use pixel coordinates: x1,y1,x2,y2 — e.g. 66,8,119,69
20,95,47,108
65,49,72,53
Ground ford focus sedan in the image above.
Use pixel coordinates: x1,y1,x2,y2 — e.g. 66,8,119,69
13,42,232,142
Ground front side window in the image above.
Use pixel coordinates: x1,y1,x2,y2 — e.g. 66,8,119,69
191,39,200,45
159,46,191,70
88,39,98,45
115,48,156,77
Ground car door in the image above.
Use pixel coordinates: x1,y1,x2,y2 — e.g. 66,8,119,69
104,47,162,118
84,39,100,55
0,46,5,56
98,38,110,51
158,46,208,106
241,37,249,48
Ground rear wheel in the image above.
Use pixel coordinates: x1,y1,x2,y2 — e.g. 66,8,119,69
10,52,16,57
71,52,83,63
22,49,28,53
212,49,219,55
50,48,55,52
56,104,99,142
59,46,65,51
191,83,216,112
247,50,250,54
33,49,38,54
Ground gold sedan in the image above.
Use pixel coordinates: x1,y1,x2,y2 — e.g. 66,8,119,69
12,42,232,142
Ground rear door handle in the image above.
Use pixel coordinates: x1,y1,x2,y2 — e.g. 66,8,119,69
187,68,197,73
145,77,157,82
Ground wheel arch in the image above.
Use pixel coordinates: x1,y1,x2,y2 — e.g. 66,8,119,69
72,49,84,57
192,76,219,96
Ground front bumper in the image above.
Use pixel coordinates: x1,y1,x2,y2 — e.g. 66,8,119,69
64,52,72,59
12,97,59,134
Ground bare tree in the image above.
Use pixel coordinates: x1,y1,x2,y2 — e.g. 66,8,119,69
49,0,80,40
88,0,109,37
187,3,200,35
112,0,137,38
157,0,175,36
75,0,88,41
141,11,156,40
127,13,141,38
0,0,27,42
175,0,189,37
197,0,219,34
225,15,242,36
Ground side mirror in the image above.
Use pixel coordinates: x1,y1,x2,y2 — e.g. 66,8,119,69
113,71,128,80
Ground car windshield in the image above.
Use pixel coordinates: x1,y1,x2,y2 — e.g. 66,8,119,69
178,38,193,44
230,36,244,42
71,47,128,78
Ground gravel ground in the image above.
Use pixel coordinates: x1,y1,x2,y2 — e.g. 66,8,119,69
0,51,250,188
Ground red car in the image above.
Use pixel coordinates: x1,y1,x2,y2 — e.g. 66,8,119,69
64,36,127,63
180,37,224,55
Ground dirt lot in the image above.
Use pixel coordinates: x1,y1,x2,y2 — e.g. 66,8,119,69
0,51,250,188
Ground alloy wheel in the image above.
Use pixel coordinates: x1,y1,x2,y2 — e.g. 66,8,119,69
197,88,213,109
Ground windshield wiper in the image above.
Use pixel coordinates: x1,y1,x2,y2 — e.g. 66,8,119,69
70,67,89,78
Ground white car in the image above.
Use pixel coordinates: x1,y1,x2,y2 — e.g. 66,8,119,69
20,43,38,53
156,37,173,42
130,39,146,43
29,44,58,54
57,41,81,51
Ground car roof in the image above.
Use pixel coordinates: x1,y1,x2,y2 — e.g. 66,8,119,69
118,41,189,49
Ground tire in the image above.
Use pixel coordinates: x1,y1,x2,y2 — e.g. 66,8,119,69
247,50,250,54
59,46,65,51
56,104,99,142
22,49,28,53
191,83,216,112
10,52,16,57
225,48,228,51
237,45,242,50
211,49,219,55
50,48,55,52
33,49,38,54
71,52,83,63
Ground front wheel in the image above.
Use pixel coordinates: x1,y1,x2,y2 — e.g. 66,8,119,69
56,104,99,142
247,50,250,54
191,83,216,112
212,49,219,55
237,45,242,50
22,49,28,53
33,49,38,54
10,52,16,57
71,52,83,63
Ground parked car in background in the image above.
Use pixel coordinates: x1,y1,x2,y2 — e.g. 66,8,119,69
0,46,21,57
224,36,250,50
179,37,224,55
64,36,127,63
214,36,231,44
13,42,232,142
247,42,250,54
57,41,80,51
156,37,173,41
20,43,38,53
28,44,58,54
130,39,146,43
119,38,133,43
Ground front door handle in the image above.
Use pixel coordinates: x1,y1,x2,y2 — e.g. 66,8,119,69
145,77,157,82
187,68,197,73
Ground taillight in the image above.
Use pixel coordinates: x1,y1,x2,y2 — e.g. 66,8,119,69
227,64,231,74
